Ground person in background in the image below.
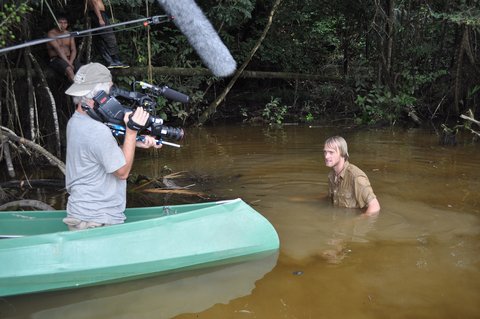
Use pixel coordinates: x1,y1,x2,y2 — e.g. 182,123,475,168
46,16,81,82
63,62,159,230
87,0,129,69
323,135,380,216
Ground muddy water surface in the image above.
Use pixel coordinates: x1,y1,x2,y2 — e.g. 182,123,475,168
1,125,479,319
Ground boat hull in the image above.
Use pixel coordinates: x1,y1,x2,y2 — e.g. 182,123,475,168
0,199,279,297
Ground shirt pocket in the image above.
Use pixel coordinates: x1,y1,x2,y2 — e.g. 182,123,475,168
340,190,356,208
342,190,353,199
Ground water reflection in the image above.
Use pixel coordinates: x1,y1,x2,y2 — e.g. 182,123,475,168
321,211,378,264
1,253,278,319
160,126,479,319
2,125,480,319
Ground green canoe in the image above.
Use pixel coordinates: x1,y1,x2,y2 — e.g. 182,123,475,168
0,198,279,297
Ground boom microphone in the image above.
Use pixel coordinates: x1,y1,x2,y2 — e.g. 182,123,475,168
156,0,237,77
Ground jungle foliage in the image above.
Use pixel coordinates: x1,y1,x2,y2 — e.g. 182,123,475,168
1,0,479,157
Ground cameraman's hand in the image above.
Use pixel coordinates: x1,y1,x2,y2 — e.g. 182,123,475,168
124,107,149,132
136,135,163,149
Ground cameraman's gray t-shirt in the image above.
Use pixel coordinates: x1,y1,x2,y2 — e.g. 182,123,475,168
65,111,127,224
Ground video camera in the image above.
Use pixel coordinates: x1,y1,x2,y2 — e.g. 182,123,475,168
87,81,189,147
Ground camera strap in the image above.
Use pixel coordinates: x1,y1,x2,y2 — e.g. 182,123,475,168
126,116,145,131
82,103,104,123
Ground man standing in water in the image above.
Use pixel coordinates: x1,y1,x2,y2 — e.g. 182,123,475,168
62,62,160,230
323,136,380,216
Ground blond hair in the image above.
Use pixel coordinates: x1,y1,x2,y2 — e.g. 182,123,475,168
324,136,349,161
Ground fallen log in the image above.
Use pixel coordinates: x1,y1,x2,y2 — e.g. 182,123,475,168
0,199,55,211
0,179,65,189
0,66,343,81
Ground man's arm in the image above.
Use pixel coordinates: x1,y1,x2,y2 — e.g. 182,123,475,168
113,108,161,179
353,173,380,216
88,0,106,25
364,198,380,216
114,108,149,179
68,37,77,64
114,127,137,180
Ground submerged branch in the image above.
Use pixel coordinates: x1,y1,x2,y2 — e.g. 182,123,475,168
142,188,208,198
129,171,208,199
460,110,480,126
460,109,480,138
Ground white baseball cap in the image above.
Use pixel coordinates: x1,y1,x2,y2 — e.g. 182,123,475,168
65,62,112,96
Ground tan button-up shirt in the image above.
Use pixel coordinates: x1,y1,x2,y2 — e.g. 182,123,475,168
328,161,376,209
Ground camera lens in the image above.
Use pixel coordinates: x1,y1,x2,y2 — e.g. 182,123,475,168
160,126,184,141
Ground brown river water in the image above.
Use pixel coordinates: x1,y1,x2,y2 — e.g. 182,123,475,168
1,125,479,319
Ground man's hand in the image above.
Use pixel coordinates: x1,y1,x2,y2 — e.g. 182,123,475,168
124,107,149,132
115,107,154,180
136,135,163,149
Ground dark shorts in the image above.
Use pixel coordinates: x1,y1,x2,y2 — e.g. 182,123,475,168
49,57,81,76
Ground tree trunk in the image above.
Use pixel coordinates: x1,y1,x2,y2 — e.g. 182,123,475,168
80,17,93,64
373,0,395,89
385,0,394,76
197,0,283,125
24,47,37,142
29,53,62,158
0,135,16,178
453,26,468,117
0,59,3,128
381,0,395,90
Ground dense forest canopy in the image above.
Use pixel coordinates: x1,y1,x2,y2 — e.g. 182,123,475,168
0,0,479,161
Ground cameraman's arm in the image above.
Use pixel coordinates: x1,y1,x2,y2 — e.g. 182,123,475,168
114,108,150,180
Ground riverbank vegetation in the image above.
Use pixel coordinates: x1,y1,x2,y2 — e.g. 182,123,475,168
0,0,479,175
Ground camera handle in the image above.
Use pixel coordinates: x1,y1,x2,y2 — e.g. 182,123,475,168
137,136,181,148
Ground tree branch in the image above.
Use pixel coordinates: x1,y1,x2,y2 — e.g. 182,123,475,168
0,126,65,175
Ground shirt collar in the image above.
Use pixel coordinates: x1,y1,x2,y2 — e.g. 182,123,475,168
338,161,350,179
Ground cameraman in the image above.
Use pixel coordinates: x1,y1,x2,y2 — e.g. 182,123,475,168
63,62,161,231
